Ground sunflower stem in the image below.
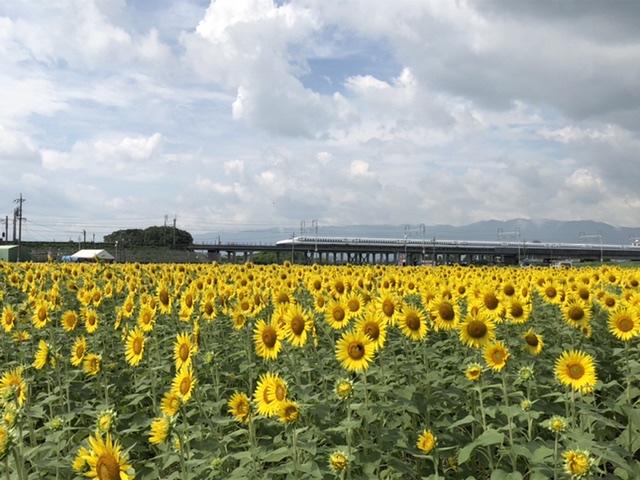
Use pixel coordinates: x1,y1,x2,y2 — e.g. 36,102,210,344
552,431,559,480
476,379,495,471
625,341,633,454
501,369,517,472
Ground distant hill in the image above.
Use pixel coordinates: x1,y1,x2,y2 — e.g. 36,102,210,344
193,219,640,246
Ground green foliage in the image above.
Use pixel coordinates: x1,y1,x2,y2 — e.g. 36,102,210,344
104,225,193,246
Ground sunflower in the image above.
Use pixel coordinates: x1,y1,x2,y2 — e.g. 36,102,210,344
483,341,509,372
83,307,99,334
83,354,101,376
253,372,283,417
416,429,436,454
537,279,563,305
171,365,196,403
474,285,505,321
561,296,592,328
32,299,50,330
149,416,172,445
33,340,51,370
253,319,283,361
160,391,181,417
1,306,16,333
121,295,136,318
71,336,87,367
608,305,640,341
597,290,618,312
375,293,401,325
61,310,79,332
0,367,27,407
227,391,251,423
282,303,313,348
335,329,375,372
156,282,172,315
173,332,195,371
97,409,116,434
124,328,146,367
429,295,461,331
344,291,365,320
334,378,354,400
137,304,156,333
555,350,597,392
399,305,428,341
278,400,300,423
82,431,134,480
354,310,387,352
325,299,350,330
328,450,348,473
521,328,544,355
464,363,482,381
547,415,567,433
503,296,532,325
562,449,592,478
459,310,495,349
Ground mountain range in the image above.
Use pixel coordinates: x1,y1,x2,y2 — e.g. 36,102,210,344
193,219,640,246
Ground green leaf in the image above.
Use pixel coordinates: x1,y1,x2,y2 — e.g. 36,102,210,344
458,428,505,465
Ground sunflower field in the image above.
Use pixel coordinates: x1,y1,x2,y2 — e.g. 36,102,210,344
0,260,639,479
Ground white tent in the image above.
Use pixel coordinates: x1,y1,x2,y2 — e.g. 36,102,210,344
69,249,115,262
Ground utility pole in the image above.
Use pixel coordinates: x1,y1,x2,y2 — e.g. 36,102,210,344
14,194,25,261
172,216,177,249
312,219,318,262
1,216,7,244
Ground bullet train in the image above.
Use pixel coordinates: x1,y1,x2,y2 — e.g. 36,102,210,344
276,236,640,251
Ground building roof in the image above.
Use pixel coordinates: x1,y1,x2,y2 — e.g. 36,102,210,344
71,249,115,260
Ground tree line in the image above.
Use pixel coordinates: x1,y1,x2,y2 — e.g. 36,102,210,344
104,226,193,247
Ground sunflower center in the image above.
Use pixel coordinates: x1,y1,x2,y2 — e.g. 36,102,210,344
131,337,142,355
491,350,505,364
141,312,151,325
96,453,120,480
406,312,421,331
617,316,634,333
483,293,499,310
510,304,524,318
290,315,305,335
332,307,345,323
76,344,85,357
316,297,326,308
37,307,47,322
567,363,585,379
204,302,214,316
578,287,589,300
334,282,345,294
180,377,191,396
240,301,250,312
503,285,515,296
545,287,557,298
364,322,380,340
347,341,365,360
88,315,96,326
347,299,360,312
568,306,584,321
159,289,170,306
179,343,190,361
382,299,394,317
605,297,615,307
313,280,322,290
438,303,455,321
276,293,290,304
275,384,286,401
525,333,538,347
262,327,277,348
467,320,487,339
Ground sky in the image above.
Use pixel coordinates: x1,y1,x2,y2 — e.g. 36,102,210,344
2,0,640,243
